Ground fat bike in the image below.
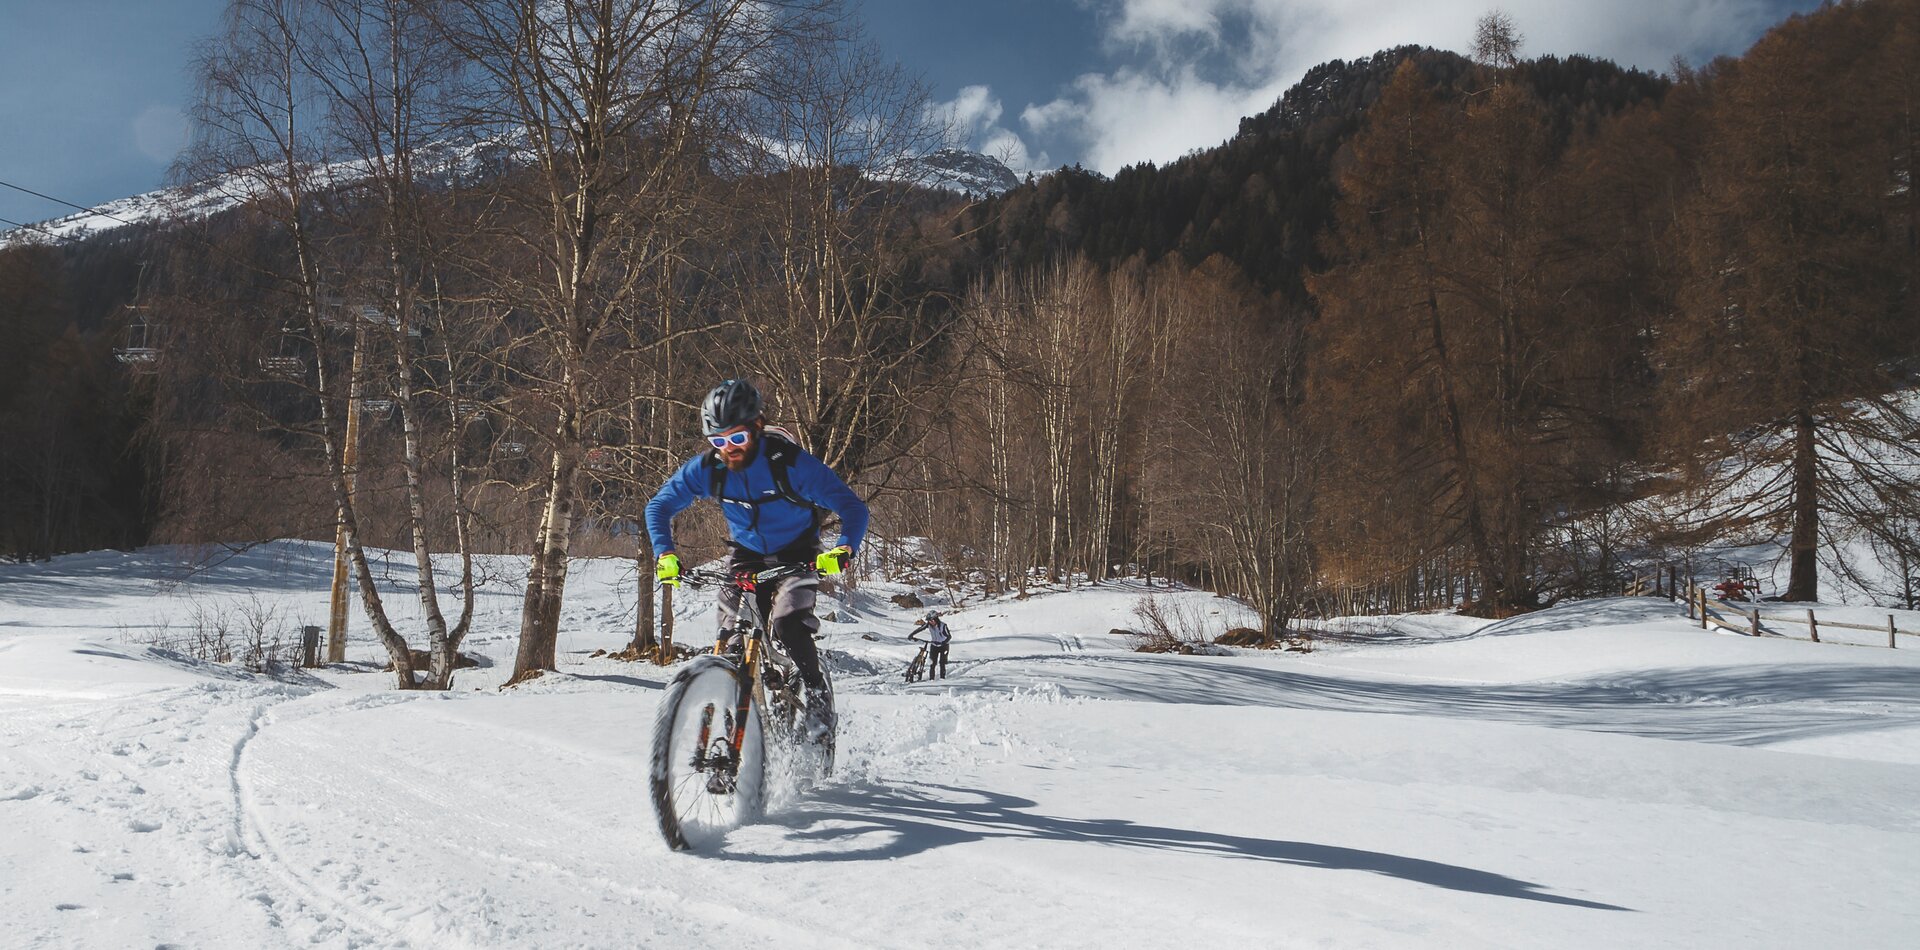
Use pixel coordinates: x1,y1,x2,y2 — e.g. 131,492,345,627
648,564,836,850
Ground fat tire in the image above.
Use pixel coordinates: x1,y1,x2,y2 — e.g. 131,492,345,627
649,656,763,851
816,661,837,775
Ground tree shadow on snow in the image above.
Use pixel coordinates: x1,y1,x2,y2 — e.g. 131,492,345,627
569,671,669,691
720,781,1630,911
924,657,1920,747
1475,598,1688,636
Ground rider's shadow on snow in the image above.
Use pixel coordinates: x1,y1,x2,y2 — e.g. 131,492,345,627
720,781,1629,911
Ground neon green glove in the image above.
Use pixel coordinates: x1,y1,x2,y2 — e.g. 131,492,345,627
656,553,681,587
815,545,851,576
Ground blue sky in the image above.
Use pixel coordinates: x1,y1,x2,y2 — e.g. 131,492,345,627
1,0,1826,229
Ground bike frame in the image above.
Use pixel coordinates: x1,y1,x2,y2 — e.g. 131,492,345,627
680,564,813,779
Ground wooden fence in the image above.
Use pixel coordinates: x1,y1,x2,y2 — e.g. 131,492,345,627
1681,586,1918,649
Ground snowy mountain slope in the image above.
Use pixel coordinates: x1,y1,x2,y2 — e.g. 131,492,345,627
906,148,1020,196
0,182,247,247
4,543,1918,948
0,134,513,249
0,140,1016,248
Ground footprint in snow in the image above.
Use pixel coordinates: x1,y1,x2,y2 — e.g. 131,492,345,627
127,819,161,833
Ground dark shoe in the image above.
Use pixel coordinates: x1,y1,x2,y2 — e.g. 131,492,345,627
804,690,836,743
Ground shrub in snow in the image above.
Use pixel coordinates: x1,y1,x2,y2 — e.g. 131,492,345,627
1131,594,1222,654
122,594,303,672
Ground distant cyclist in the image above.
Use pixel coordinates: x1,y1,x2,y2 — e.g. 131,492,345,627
908,610,953,680
645,379,869,740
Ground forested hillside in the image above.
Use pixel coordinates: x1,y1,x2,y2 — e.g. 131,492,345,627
958,45,1668,302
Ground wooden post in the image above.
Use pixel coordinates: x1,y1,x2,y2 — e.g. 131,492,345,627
1668,566,1677,602
656,583,675,665
1699,588,1709,629
1807,609,1819,643
1749,608,1761,636
325,326,367,664
1891,615,1898,649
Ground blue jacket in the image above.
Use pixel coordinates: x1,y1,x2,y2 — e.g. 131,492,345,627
645,438,869,558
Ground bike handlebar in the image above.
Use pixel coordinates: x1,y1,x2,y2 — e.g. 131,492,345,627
675,562,817,590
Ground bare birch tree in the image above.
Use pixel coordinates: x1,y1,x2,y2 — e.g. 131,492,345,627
305,0,480,686
430,0,828,683
186,0,431,684
721,33,953,479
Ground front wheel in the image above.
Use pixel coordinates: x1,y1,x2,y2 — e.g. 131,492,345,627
649,656,764,851
809,661,837,777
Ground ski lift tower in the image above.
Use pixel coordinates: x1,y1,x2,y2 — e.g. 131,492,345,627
324,304,376,664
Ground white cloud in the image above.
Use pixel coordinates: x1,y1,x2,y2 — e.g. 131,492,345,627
936,84,1004,144
980,127,1046,174
930,84,1049,173
1107,0,1225,47
1012,0,1808,174
1029,67,1279,172
1019,98,1079,137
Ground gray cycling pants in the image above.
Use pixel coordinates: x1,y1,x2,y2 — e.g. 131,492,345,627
717,550,824,689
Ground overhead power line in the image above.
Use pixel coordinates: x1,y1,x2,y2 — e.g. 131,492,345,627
0,177,149,234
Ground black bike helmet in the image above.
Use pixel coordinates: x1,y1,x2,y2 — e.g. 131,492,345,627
701,379,762,435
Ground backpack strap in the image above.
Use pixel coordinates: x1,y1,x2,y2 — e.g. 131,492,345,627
705,429,826,530
759,431,811,509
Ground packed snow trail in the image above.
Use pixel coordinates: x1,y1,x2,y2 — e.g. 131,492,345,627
5,544,1919,947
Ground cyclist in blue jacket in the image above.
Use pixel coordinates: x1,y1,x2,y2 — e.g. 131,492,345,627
646,379,869,740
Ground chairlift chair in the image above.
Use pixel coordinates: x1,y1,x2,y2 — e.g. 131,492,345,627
260,355,306,379
114,313,160,371
359,304,422,337
453,399,488,423
115,264,164,371
259,328,307,380
317,291,352,329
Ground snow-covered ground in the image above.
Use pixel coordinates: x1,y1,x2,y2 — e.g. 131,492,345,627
4,543,1918,948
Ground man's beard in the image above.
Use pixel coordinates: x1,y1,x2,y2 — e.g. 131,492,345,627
723,440,757,471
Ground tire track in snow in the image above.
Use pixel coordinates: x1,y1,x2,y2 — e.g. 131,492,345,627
442,842,840,948
223,704,267,861
237,694,831,948
230,692,431,949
